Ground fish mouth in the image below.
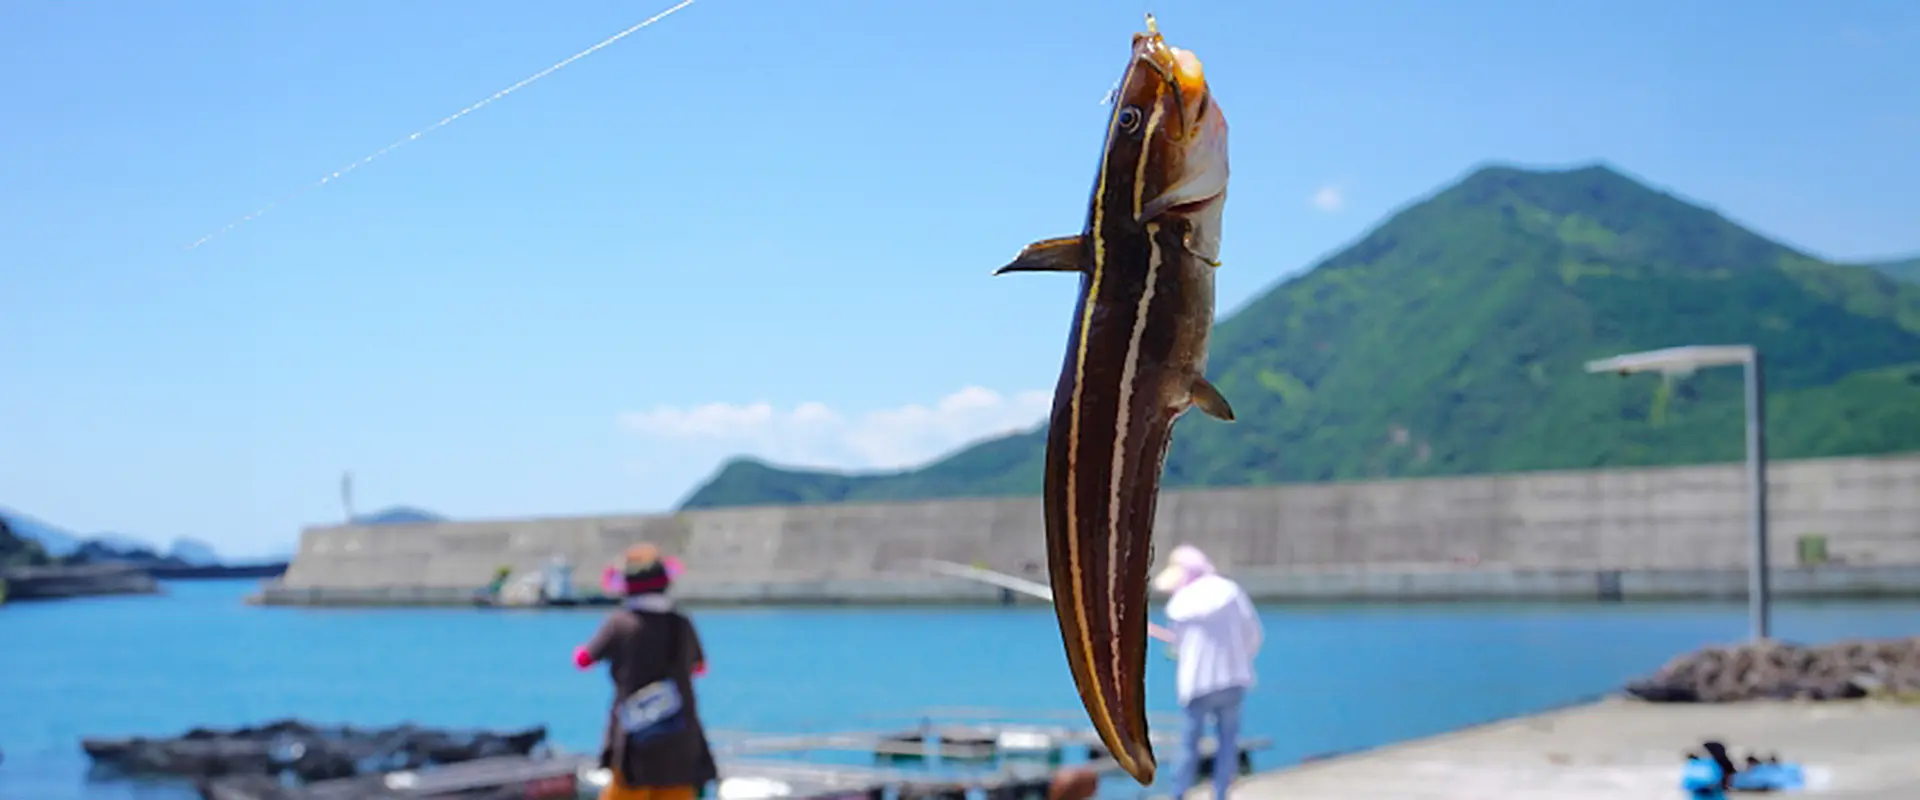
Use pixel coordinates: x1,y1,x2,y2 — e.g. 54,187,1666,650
1134,51,1189,139
1129,15,1227,226
1132,15,1209,140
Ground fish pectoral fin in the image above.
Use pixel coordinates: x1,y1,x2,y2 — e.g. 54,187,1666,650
992,235,1090,275
1183,231,1222,268
1191,377,1236,422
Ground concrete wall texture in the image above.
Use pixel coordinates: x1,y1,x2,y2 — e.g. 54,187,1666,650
275,453,1920,603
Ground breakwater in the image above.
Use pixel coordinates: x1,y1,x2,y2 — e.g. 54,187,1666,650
0,563,158,603
263,452,1920,606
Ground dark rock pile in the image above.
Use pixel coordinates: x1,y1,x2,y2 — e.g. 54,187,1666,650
82,719,547,783
1625,636,1920,703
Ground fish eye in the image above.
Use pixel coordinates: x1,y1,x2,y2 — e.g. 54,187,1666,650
1118,105,1142,134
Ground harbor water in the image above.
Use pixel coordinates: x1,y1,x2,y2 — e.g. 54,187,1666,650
2,579,1916,799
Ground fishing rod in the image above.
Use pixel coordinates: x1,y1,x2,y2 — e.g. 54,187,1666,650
917,559,1055,600
916,559,1176,643
184,0,705,250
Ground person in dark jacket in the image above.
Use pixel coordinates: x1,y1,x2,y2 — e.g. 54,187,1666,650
574,544,717,800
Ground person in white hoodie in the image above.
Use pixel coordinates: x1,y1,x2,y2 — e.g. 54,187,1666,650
1150,543,1263,800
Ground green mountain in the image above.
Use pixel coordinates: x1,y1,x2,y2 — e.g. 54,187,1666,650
681,162,1920,510
1867,256,1920,285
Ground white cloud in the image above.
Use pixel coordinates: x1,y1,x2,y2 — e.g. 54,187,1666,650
616,386,1052,474
1310,184,1345,212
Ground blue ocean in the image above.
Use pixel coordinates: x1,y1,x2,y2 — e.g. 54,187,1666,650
2,580,1916,800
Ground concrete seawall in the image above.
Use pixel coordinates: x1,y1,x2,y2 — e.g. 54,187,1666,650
266,452,1920,606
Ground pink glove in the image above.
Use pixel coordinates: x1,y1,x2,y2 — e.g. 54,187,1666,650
573,646,594,671
664,556,685,578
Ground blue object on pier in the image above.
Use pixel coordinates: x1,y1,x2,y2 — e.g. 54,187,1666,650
1681,757,1725,798
1729,762,1807,792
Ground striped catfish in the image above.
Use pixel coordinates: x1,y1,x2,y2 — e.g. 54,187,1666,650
992,14,1233,785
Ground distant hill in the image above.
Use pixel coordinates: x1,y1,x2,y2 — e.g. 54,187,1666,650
1867,256,1920,285
63,539,193,568
167,538,221,566
681,161,1920,509
0,507,80,556
88,533,156,553
14,531,285,574
1,515,54,568
352,506,447,525
0,509,239,566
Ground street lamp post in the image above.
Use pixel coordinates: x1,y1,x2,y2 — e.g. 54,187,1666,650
341,471,357,525
1585,345,1771,642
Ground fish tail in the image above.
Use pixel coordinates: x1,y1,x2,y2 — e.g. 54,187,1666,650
1045,399,1177,784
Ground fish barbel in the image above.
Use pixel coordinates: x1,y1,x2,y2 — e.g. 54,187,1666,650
992,13,1233,785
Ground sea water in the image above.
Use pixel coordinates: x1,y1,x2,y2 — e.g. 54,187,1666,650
2,579,1916,799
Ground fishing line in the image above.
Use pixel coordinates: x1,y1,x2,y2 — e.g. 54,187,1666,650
183,0,704,251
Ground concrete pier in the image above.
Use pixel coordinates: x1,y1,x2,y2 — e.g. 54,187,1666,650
1222,697,1920,799
266,452,1920,606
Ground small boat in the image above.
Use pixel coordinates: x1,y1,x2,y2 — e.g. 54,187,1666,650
471,556,617,609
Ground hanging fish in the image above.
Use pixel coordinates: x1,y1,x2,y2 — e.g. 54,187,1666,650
993,13,1233,785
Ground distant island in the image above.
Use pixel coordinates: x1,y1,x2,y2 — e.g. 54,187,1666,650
0,516,56,570
0,503,451,588
679,161,1920,510
351,506,448,525
0,507,293,602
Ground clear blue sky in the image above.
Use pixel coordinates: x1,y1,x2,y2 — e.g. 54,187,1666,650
2,0,1915,559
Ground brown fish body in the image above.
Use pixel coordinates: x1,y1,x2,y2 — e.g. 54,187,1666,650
993,15,1232,785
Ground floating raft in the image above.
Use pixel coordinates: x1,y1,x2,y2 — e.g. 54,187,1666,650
83,719,548,783
198,754,588,800
197,710,1272,800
